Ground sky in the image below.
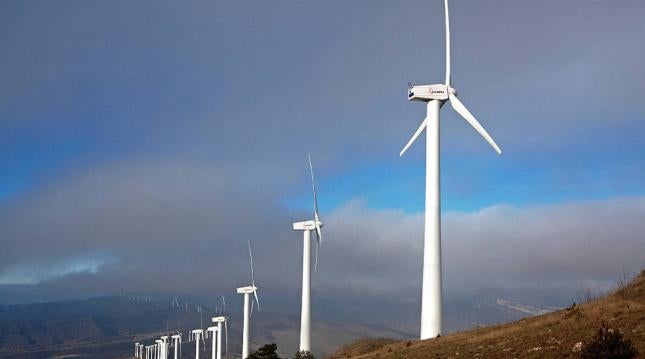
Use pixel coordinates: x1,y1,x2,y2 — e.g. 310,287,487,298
1,0,644,319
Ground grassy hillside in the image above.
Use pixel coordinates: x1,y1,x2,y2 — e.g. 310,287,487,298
331,271,645,359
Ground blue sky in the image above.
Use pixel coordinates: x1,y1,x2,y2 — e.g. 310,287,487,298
1,0,644,299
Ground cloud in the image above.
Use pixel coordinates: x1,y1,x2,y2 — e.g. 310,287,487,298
316,197,645,301
0,254,113,285
1,153,642,304
0,0,643,310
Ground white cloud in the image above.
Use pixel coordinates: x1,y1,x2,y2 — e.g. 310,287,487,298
316,197,645,300
0,254,114,285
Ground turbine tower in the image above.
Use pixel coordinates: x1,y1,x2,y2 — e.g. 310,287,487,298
237,240,260,359
212,315,228,359
191,329,204,359
292,154,324,352
171,334,182,359
161,336,169,359
155,340,163,359
207,326,218,359
400,0,502,340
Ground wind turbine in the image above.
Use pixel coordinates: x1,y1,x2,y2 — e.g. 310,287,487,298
161,336,169,359
211,316,228,359
292,154,324,352
191,329,205,359
400,0,502,340
212,296,229,359
156,340,163,359
206,325,218,359
236,240,260,359
171,334,182,359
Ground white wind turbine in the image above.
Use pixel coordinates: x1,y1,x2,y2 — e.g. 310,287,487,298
191,329,205,359
400,0,502,339
237,240,260,359
161,336,169,359
292,154,324,352
211,315,228,359
155,341,162,359
206,325,218,359
212,297,229,359
170,334,182,359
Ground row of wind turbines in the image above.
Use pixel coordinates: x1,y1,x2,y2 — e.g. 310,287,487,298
135,0,501,355
134,155,323,359
134,314,226,359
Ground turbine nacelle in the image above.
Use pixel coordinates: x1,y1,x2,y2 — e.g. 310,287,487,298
408,84,457,102
212,316,227,323
236,285,258,294
292,220,324,231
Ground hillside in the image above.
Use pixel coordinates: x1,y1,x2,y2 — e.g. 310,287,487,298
331,271,645,359
0,295,411,358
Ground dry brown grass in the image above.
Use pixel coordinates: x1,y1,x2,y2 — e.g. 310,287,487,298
329,271,645,359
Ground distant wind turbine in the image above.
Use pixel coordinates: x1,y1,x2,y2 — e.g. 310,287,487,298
171,334,182,359
237,240,260,359
155,339,163,359
206,325,218,359
400,0,502,339
161,336,169,359
191,329,205,359
292,154,324,352
211,315,228,359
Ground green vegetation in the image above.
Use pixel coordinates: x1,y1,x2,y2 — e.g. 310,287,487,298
248,343,281,359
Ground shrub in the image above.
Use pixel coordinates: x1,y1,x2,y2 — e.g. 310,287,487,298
248,343,281,359
293,350,315,359
581,322,639,359
564,302,583,320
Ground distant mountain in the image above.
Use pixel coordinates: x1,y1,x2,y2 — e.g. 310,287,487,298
0,288,565,358
0,295,411,358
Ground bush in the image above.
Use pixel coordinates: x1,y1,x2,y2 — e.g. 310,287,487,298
563,302,583,320
293,350,315,359
248,343,281,359
581,322,639,359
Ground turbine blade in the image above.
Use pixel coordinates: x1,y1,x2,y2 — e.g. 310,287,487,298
444,0,451,86
224,321,228,355
399,117,428,157
250,296,254,317
247,240,255,287
314,227,321,272
449,94,502,154
253,289,260,311
315,225,322,246
308,153,320,222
